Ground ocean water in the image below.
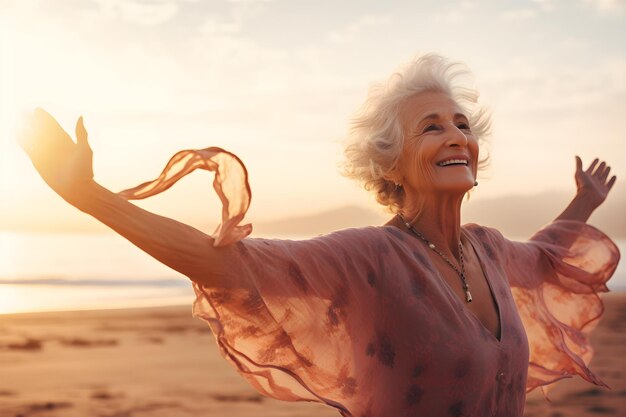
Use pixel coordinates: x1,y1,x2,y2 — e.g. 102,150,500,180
0,232,193,314
0,231,624,314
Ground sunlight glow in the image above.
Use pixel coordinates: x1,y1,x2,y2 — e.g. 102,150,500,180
1,1,623,231
0,285,26,314
0,284,191,315
0,18,17,188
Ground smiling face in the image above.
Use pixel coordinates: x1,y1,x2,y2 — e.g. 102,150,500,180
392,90,479,200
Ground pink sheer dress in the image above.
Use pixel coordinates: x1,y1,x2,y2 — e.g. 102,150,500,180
119,148,620,417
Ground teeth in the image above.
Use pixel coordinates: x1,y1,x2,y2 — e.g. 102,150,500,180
438,159,468,166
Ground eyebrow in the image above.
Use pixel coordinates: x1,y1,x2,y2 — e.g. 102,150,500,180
417,112,468,124
410,112,469,136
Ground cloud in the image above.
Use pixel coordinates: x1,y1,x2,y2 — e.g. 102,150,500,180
93,0,180,26
582,0,626,15
429,1,477,23
430,9,464,24
500,8,537,21
328,15,391,44
198,15,242,35
531,0,556,12
557,37,591,51
197,0,275,36
484,58,626,114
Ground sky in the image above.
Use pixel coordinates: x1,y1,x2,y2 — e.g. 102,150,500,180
0,0,625,233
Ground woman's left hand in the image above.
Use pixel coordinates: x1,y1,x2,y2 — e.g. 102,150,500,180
574,156,617,210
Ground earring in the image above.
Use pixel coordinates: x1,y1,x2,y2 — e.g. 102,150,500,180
474,180,478,187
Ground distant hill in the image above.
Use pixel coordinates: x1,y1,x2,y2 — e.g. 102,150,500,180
3,186,623,238
253,185,625,239
461,186,625,239
252,205,388,237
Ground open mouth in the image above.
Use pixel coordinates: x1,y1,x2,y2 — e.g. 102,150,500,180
436,159,469,167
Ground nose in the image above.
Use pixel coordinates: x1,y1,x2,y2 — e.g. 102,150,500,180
445,123,469,147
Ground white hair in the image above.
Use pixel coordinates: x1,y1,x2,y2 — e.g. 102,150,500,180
341,53,491,213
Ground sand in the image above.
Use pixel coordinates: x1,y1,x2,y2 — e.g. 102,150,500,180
0,293,624,417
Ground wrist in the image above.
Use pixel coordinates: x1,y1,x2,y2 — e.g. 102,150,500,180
63,179,101,211
555,193,595,223
574,191,601,212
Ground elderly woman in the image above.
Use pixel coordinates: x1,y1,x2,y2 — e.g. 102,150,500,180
20,54,619,417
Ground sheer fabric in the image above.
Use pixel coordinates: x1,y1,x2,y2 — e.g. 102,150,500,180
119,148,620,417
118,147,252,246
474,223,619,393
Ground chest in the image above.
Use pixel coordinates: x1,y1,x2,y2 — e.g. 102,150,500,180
425,246,502,342
359,257,530,417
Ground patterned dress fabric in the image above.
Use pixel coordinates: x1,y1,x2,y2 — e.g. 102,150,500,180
119,149,620,417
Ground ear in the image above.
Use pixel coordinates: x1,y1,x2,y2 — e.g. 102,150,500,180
383,167,403,186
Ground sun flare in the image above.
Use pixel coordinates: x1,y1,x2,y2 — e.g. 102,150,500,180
0,18,19,189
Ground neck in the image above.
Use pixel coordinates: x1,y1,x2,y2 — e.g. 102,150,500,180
399,190,465,259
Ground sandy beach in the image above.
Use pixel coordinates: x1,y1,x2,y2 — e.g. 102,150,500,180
0,293,624,417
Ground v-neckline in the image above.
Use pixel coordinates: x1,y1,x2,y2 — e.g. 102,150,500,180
461,229,503,344
386,225,504,344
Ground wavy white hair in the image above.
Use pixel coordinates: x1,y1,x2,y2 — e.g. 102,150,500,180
341,53,492,213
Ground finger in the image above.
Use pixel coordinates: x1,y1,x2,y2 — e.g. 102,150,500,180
585,158,599,174
594,161,606,177
575,155,583,173
75,116,89,147
607,175,616,191
34,107,74,147
33,107,57,134
599,165,610,181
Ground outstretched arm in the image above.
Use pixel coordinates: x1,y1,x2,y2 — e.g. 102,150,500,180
555,156,617,223
19,108,229,287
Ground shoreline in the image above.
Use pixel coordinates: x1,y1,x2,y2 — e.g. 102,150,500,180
2,289,624,318
0,301,192,318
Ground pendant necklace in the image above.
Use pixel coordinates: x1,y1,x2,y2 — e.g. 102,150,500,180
398,214,473,303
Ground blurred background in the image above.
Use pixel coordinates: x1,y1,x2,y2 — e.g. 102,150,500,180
0,0,624,311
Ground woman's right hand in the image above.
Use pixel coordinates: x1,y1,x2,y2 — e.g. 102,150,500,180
19,108,95,206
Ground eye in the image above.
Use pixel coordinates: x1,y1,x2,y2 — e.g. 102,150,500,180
422,124,440,133
456,122,472,131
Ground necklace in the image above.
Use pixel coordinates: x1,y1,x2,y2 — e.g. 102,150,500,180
398,214,473,303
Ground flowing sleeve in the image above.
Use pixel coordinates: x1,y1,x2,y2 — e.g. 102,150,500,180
117,147,377,415
191,231,377,413
478,221,620,394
